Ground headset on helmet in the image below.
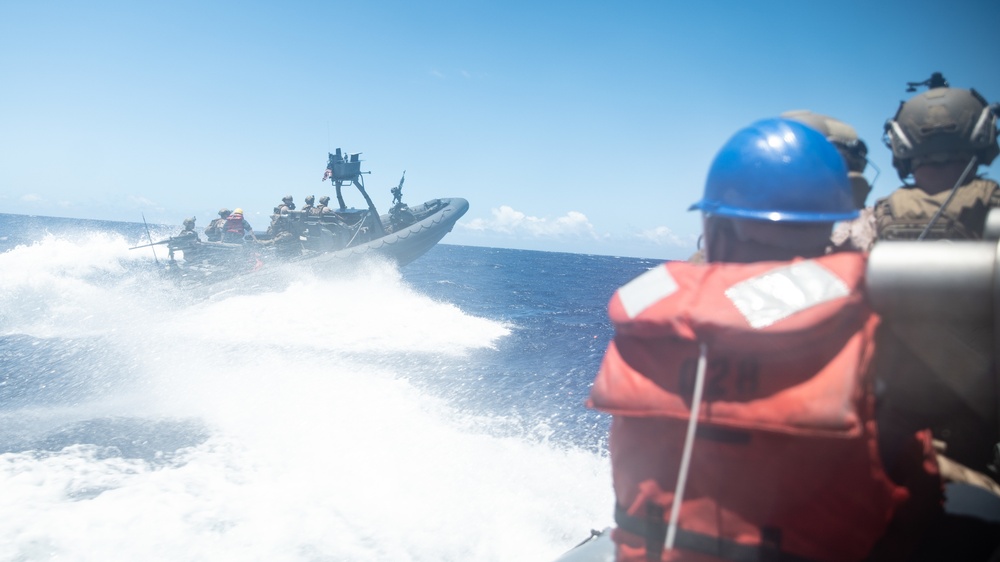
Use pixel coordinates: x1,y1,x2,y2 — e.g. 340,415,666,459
883,74,999,180
690,118,857,223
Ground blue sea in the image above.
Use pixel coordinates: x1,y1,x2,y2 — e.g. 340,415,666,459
0,213,661,561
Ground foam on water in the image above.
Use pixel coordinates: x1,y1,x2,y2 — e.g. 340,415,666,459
0,233,613,561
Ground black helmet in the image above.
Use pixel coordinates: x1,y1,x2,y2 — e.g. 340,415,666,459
305,195,315,204
884,84,998,179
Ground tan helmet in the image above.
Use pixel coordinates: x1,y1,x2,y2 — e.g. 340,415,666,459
883,80,998,179
282,195,294,203
183,217,196,228
319,195,330,205
305,195,315,204
782,110,871,208
218,208,231,217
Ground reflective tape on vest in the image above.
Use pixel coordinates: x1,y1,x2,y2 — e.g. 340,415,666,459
724,261,849,329
618,265,679,319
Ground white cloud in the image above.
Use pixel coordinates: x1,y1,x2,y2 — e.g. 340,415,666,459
461,205,599,239
127,195,156,207
460,70,471,79
636,225,698,248
20,193,41,202
429,69,445,79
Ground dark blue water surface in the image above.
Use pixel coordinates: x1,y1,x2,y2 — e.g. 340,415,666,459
402,245,660,450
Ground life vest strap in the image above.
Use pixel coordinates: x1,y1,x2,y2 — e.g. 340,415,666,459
614,503,818,562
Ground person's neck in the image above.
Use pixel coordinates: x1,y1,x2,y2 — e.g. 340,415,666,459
912,161,976,195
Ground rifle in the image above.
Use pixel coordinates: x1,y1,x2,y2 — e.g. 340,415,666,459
129,238,172,250
391,170,406,205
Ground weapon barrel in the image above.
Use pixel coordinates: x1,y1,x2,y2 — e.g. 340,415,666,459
866,240,997,325
129,239,171,250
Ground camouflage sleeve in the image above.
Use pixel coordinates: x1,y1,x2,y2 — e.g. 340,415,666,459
829,208,877,253
872,197,893,241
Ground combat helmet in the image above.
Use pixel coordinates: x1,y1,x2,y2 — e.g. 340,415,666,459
305,195,315,204
319,196,330,205
218,208,231,218
183,217,196,228
782,110,871,208
883,73,998,179
282,195,294,203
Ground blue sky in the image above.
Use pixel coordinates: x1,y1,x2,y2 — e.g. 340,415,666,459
1,0,998,259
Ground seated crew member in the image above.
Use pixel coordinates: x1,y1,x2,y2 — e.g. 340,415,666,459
780,110,876,252
588,118,964,562
875,74,1000,500
176,217,199,242
257,214,301,257
316,195,332,214
204,208,230,242
301,195,316,215
686,111,874,262
876,73,999,241
222,208,254,243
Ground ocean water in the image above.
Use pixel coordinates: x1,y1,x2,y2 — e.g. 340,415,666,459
0,213,660,562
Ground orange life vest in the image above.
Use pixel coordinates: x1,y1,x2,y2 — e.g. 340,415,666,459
588,253,915,562
225,213,245,234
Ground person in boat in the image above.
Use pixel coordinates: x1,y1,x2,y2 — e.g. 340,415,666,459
301,195,316,215
781,110,875,253
874,73,1000,500
204,208,230,242
588,118,998,562
278,195,295,214
317,196,332,214
686,111,872,263
175,217,199,242
875,73,999,241
222,208,254,243
256,214,301,257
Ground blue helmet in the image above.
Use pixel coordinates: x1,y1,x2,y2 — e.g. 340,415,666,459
689,118,858,223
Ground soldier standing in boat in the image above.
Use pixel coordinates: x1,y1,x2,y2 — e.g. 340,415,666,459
317,196,332,214
875,72,999,241
204,208,230,242
588,118,997,562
